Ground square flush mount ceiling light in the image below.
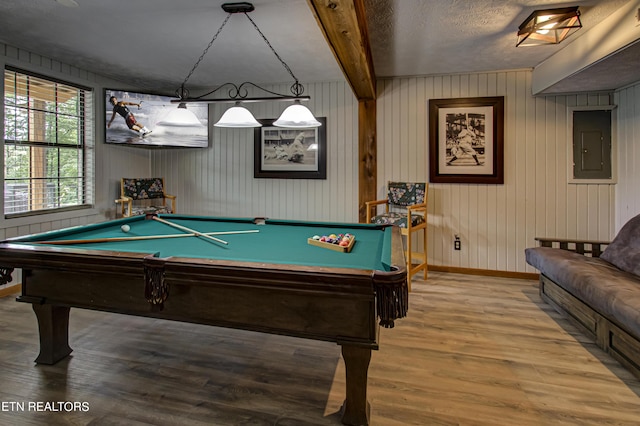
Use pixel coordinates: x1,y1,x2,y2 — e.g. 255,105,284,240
517,6,582,47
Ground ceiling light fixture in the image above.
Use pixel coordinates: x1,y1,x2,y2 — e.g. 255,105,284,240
171,2,321,128
516,6,582,47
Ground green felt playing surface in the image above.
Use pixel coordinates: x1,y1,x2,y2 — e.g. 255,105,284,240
20,215,393,272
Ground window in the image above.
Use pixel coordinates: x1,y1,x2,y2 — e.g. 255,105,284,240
3,68,94,216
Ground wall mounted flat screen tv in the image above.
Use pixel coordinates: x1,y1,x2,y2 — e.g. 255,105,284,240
105,89,209,148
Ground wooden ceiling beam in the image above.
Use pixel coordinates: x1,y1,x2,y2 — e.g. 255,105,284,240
306,0,376,100
307,0,378,223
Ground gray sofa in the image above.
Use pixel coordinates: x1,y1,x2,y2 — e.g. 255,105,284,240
525,213,640,380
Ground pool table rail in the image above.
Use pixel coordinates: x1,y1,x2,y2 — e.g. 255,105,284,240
3,246,402,347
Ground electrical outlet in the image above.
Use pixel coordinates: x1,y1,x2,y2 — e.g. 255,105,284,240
454,236,461,250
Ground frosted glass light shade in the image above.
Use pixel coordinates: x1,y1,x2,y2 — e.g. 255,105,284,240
214,104,261,128
273,101,321,128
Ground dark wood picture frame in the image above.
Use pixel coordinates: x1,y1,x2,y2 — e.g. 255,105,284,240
429,97,504,184
254,117,327,179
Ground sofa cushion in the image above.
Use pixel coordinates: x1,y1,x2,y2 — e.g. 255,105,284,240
526,247,640,340
601,213,640,276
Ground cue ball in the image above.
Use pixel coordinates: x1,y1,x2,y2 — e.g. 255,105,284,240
121,224,131,233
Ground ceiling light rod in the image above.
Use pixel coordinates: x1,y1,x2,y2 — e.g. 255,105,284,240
171,82,310,104
172,2,308,104
172,93,309,104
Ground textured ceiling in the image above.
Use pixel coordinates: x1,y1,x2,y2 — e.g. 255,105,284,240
0,0,636,96
0,0,344,95
364,0,630,78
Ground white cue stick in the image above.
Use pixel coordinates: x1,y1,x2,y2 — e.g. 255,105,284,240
152,216,228,245
34,230,259,245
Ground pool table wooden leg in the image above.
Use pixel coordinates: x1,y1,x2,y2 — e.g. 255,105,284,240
340,344,371,426
31,304,72,365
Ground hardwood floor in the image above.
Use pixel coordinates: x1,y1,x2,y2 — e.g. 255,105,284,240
1,272,639,425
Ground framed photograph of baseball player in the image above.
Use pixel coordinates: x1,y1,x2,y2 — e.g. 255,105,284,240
429,97,504,184
254,117,327,179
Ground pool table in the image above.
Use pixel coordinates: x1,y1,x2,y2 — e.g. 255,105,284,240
0,214,407,425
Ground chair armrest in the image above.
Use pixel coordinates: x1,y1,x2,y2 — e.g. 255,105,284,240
365,199,389,223
114,196,132,204
365,199,389,207
163,193,177,213
407,202,427,214
535,237,610,258
406,202,427,231
114,196,133,217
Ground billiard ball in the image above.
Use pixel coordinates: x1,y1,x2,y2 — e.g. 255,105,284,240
121,224,131,233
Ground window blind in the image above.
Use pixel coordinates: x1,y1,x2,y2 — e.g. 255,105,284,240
3,68,94,216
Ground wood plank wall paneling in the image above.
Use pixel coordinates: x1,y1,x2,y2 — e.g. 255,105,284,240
150,72,640,275
151,81,360,223
2,40,640,275
615,82,640,231
376,71,621,274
